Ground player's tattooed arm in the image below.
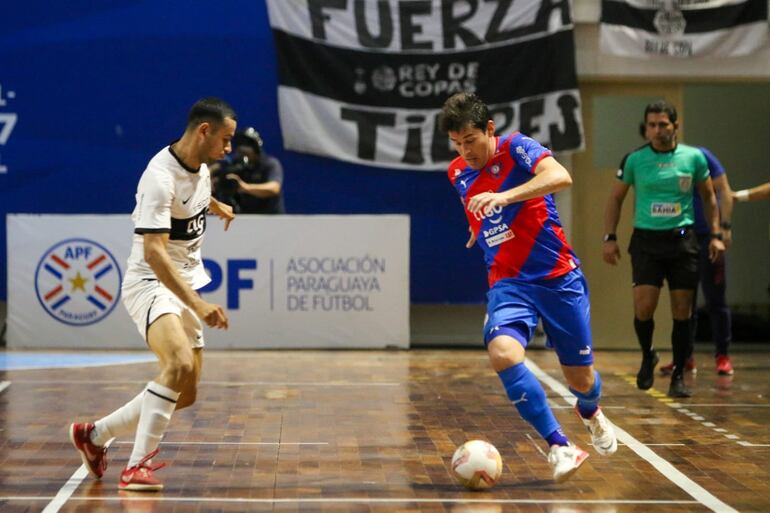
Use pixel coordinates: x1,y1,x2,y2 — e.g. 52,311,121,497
208,197,235,231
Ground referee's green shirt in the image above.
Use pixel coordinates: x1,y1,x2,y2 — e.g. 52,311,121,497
617,143,709,230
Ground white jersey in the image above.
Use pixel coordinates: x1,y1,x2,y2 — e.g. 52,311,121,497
124,145,212,289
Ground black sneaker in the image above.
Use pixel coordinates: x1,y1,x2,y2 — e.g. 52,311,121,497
668,376,692,398
636,350,659,390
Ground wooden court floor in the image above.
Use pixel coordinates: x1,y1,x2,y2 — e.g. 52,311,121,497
1,348,769,513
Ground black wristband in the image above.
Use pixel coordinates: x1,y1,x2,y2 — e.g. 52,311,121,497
720,221,732,230
710,232,723,240
603,233,617,242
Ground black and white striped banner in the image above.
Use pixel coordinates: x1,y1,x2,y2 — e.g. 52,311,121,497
266,0,583,170
600,0,768,58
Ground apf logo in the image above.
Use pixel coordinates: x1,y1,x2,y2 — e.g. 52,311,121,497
34,238,122,326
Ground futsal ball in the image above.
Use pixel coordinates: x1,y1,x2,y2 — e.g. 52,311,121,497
451,440,503,490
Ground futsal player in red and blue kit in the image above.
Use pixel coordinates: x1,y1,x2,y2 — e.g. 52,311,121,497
440,92,617,482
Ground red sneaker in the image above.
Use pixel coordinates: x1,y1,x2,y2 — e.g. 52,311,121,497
69,422,108,479
119,449,165,491
715,355,734,376
659,356,697,376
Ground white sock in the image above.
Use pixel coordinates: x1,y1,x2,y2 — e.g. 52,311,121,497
91,386,146,447
127,381,180,468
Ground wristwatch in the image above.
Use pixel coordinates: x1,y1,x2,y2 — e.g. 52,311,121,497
603,233,617,242
720,221,732,230
710,232,723,240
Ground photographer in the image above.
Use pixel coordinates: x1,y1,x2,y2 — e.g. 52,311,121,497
211,127,285,214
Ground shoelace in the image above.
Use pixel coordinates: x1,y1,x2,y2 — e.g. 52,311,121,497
131,448,166,473
138,461,166,474
593,414,610,432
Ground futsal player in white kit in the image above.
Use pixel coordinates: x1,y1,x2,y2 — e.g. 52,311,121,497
69,97,237,490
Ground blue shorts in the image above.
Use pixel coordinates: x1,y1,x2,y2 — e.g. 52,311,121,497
483,268,594,366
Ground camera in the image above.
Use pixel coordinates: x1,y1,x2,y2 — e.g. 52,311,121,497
213,153,252,204
212,127,267,211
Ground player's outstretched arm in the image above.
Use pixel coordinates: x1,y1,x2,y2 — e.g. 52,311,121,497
208,196,235,231
144,233,229,329
733,181,770,202
466,157,571,214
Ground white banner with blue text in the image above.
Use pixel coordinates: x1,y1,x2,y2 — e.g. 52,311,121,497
600,0,768,58
266,0,584,169
7,214,409,349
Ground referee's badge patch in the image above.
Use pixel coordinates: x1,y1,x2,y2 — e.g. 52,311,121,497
678,175,692,192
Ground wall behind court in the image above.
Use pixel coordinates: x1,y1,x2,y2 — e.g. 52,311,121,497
0,1,487,304
2,1,769,310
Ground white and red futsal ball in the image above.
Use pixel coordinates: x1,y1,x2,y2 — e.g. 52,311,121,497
451,440,503,490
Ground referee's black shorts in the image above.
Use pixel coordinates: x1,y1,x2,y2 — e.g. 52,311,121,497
628,226,699,290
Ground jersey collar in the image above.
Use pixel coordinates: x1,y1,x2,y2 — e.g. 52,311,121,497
168,140,202,174
648,142,677,154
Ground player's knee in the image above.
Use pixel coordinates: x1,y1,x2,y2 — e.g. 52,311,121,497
567,372,594,394
164,357,195,387
634,304,655,320
176,386,197,410
487,339,525,372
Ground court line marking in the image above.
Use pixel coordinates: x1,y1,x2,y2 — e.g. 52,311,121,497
617,373,756,447
42,438,114,513
7,380,399,387
7,496,702,505
40,467,88,513
737,441,770,447
0,358,156,372
0,381,10,394
550,403,626,409
527,360,739,513
112,441,328,446
672,405,749,446
681,403,770,408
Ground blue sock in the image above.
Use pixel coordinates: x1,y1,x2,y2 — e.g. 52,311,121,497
546,428,569,447
570,370,602,419
498,363,563,444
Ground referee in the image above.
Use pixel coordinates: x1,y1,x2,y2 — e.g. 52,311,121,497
603,100,725,398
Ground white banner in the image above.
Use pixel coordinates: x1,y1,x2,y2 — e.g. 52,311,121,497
266,0,583,168
278,88,584,170
7,214,409,349
600,0,768,58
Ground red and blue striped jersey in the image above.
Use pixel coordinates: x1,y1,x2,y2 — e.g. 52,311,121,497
448,133,580,287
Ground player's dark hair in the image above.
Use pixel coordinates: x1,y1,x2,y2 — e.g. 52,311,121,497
187,97,237,129
643,100,678,125
438,92,490,133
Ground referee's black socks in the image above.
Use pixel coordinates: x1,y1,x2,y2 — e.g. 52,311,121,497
634,318,655,355
671,319,692,379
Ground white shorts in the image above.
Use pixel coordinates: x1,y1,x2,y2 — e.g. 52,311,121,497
121,279,205,348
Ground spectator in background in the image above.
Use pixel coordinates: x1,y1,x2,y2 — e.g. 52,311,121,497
212,127,285,214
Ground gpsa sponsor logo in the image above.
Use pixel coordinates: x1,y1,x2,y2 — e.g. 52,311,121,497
34,239,122,326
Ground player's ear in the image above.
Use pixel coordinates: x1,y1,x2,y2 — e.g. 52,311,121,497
639,122,646,138
198,121,212,137
486,119,495,136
